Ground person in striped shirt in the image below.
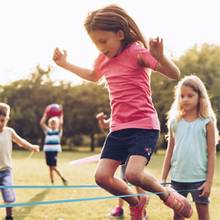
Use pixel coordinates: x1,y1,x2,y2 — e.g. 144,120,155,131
40,112,68,185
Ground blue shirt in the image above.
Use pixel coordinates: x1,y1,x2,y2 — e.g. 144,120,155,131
170,118,210,182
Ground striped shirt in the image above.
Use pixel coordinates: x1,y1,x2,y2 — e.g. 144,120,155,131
43,129,62,152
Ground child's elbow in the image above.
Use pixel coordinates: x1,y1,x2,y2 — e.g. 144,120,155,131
169,67,181,80
91,77,99,82
90,70,102,82
173,69,181,80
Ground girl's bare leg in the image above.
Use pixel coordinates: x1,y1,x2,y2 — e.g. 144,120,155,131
95,159,139,206
125,155,169,201
49,166,54,184
53,166,66,180
6,207,13,217
196,203,209,220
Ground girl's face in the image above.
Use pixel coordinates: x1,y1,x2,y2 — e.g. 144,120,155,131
89,30,124,58
179,85,199,113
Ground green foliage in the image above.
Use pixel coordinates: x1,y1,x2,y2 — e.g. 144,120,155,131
151,73,177,133
0,65,110,150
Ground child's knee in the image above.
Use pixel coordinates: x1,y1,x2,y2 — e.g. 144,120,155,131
95,171,104,185
125,171,141,185
95,171,110,187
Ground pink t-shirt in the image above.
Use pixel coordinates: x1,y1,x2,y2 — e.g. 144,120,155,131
94,42,160,132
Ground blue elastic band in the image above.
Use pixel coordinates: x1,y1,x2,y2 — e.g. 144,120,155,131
0,189,198,208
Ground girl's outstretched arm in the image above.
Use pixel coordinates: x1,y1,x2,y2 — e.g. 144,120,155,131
53,48,101,82
149,37,180,80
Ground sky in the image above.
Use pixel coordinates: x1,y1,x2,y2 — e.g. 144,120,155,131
1,0,220,85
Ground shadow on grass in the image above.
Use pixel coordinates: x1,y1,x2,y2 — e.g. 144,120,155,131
14,189,50,219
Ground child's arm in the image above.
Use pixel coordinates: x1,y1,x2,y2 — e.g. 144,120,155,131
96,112,110,130
140,37,180,80
53,48,102,82
198,121,216,197
40,113,49,131
161,128,175,183
12,130,40,152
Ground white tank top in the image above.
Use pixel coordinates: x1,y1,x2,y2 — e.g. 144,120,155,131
0,127,14,171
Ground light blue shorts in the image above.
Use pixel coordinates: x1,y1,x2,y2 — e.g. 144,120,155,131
0,169,16,203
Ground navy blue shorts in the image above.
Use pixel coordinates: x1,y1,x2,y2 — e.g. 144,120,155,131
45,151,58,166
171,180,210,204
101,128,159,164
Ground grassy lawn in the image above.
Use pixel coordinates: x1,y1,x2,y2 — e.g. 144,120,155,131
0,150,219,220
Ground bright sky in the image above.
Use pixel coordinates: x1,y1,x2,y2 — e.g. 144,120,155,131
1,0,220,85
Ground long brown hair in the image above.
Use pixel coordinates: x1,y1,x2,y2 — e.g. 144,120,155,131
84,4,148,49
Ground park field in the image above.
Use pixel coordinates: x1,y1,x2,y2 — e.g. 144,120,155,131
0,150,219,220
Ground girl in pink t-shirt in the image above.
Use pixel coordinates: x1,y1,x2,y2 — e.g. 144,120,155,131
53,4,192,219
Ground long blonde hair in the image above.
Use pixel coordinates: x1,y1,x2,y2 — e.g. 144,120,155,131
84,4,148,49
167,75,218,141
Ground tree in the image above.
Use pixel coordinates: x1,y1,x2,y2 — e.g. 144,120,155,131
0,65,63,143
61,83,109,151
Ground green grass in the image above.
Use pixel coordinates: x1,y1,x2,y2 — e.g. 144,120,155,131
0,150,219,220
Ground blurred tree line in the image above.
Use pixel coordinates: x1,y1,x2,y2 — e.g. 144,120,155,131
0,44,219,151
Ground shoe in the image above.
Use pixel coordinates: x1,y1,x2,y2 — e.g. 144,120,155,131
164,188,193,218
5,216,14,220
110,206,124,218
62,178,68,186
130,195,149,220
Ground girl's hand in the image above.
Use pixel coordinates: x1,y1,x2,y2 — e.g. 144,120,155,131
198,181,212,198
149,37,164,61
32,145,40,152
96,112,110,129
53,47,68,67
160,179,167,186
96,112,105,121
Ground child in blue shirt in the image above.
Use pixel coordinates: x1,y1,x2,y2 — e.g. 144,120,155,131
161,75,218,220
